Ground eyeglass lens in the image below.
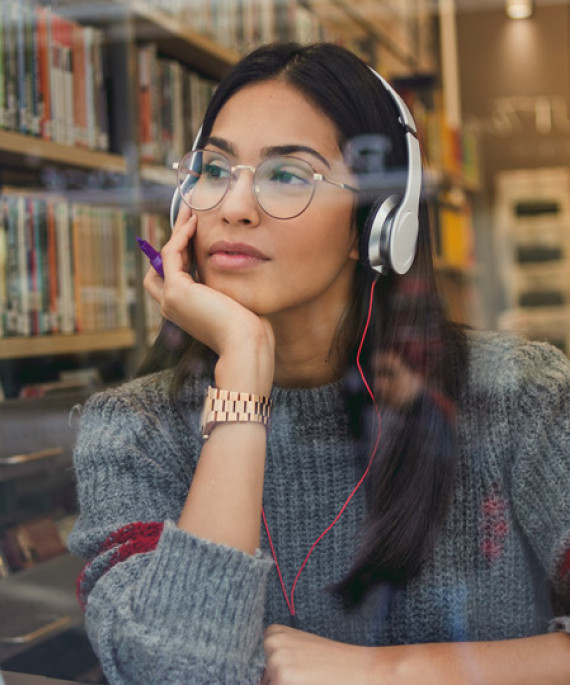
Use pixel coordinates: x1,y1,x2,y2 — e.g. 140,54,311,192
177,149,317,219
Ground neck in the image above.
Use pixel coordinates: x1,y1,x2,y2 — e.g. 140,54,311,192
269,298,350,389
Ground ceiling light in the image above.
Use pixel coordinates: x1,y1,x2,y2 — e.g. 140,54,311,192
505,0,534,19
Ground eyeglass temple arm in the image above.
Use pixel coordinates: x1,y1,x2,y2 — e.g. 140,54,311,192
317,174,358,193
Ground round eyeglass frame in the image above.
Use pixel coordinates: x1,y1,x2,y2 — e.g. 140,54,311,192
172,149,359,220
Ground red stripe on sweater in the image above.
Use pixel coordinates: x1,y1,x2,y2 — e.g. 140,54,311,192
76,521,164,611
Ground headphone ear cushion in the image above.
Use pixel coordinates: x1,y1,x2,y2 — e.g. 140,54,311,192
359,196,384,269
359,195,398,273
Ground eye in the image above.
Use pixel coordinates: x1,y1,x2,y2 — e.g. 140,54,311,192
203,161,230,181
266,161,313,186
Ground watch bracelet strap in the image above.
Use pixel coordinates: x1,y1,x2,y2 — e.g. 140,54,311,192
203,386,272,438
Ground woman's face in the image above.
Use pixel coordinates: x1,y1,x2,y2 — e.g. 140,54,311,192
193,79,359,324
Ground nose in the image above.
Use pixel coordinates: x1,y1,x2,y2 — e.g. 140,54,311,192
220,166,260,227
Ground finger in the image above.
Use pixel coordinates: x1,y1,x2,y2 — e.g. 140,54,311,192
161,215,197,277
260,668,271,685
143,266,164,301
172,191,193,232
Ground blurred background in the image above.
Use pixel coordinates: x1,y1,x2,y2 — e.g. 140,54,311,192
0,0,568,681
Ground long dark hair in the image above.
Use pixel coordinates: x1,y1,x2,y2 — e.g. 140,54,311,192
138,42,468,607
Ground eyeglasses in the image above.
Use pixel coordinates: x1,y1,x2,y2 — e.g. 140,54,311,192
173,149,358,220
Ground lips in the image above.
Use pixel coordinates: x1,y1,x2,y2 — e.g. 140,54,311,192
208,241,270,260
207,241,270,270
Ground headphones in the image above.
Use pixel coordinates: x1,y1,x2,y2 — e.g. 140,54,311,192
169,68,422,276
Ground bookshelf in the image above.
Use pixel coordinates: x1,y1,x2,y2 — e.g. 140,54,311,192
129,0,240,79
0,0,479,398
495,168,570,355
0,130,126,172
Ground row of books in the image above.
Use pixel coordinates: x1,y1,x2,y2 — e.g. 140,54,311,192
0,0,109,150
395,84,481,188
429,188,476,270
138,44,217,167
0,192,135,338
152,0,361,54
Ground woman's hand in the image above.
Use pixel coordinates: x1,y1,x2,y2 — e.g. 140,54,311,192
143,202,274,394
261,624,377,685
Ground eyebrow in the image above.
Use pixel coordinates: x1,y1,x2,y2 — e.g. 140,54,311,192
206,136,331,169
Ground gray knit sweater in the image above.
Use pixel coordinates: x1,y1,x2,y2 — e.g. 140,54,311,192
68,331,570,684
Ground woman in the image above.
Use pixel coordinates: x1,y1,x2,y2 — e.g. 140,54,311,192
69,43,570,684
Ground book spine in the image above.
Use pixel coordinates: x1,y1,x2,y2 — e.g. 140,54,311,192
73,22,87,148
93,28,109,151
0,199,7,337
41,6,53,140
158,59,171,166
16,0,27,133
25,1,40,136
116,211,128,329
17,196,30,336
37,198,50,334
59,15,75,146
138,45,153,162
71,203,83,333
83,26,95,150
0,0,5,129
55,200,74,334
49,12,62,143
28,197,41,336
104,209,114,329
46,199,59,333
4,0,18,130
5,196,19,335
149,44,160,163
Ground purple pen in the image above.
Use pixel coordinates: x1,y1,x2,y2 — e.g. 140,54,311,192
136,236,164,278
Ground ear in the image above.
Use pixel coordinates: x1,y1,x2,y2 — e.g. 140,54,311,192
348,223,360,262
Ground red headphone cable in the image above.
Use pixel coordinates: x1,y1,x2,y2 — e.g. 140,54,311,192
261,279,382,617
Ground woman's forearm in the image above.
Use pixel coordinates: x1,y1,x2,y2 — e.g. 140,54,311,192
370,633,570,685
177,336,275,555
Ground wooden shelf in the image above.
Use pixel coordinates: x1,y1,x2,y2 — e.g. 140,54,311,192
141,163,176,186
0,330,136,360
130,0,240,80
0,130,127,173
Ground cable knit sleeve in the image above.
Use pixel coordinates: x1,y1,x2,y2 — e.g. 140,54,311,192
68,375,273,684
508,341,570,616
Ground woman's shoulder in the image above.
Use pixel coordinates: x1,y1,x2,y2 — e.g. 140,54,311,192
465,328,570,397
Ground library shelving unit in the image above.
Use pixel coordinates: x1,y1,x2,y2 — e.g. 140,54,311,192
0,0,482,399
495,167,570,355
0,0,243,397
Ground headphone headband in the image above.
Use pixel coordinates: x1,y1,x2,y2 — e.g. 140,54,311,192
365,68,422,275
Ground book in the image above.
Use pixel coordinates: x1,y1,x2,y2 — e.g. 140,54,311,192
36,5,52,140
0,200,7,337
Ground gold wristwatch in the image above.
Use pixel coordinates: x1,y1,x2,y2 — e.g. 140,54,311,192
200,386,272,440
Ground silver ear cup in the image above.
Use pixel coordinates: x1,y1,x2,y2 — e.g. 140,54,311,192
366,195,398,274
389,210,419,275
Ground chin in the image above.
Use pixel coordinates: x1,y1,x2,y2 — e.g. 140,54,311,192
206,276,267,314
